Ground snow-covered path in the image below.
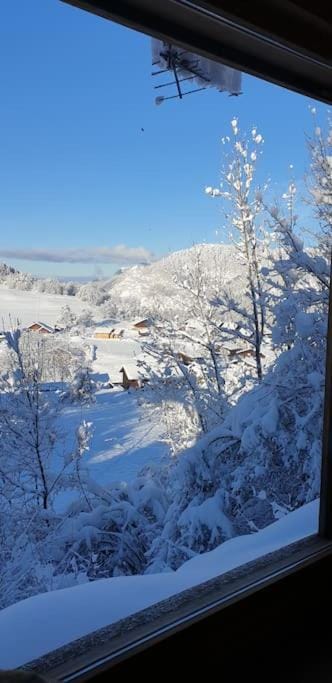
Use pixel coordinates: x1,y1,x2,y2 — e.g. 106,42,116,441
89,337,142,385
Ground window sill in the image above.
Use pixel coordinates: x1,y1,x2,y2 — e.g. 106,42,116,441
23,534,332,681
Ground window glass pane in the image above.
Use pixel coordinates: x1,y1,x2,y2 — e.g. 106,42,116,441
0,0,330,669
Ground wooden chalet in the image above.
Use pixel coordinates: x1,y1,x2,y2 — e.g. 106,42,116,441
94,327,124,340
133,319,152,332
26,322,56,334
119,366,141,390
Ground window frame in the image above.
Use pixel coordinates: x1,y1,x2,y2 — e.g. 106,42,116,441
62,0,331,103
21,0,332,677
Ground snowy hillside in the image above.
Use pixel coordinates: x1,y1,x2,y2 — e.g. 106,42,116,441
105,243,247,318
0,286,98,328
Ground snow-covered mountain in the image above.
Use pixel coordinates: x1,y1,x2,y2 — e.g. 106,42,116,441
105,243,246,319
0,242,263,318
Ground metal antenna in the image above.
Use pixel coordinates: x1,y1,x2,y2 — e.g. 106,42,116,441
152,43,210,103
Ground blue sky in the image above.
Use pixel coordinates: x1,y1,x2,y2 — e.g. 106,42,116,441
0,0,326,278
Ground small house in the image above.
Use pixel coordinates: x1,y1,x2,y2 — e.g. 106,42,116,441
94,326,124,340
26,322,55,334
110,328,124,339
133,319,152,332
119,365,141,390
94,327,113,340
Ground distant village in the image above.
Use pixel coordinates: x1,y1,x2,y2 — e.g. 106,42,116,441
9,315,267,392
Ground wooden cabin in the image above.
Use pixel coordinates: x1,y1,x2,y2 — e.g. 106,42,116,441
95,329,112,339
95,327,124,340
110,328,124,339
26,322,55,334
133,319,152,331
119,366,141,390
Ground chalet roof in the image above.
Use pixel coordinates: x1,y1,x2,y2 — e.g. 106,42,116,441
225,345,252,354
28,321,54,332
119,364,139,380
133,318,152,327
94,325,115,333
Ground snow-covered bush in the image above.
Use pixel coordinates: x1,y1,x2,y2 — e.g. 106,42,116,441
63,366,97,404
77,308,95,329
78,282,110,306
0,330,93,605
57,472,169,579
57,304,78,330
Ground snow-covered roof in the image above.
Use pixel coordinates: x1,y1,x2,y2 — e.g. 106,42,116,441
94,326,124,335
133,318,152,327
94,325,115,333
95,321,140,333
27,321,54,332
119,364,139,380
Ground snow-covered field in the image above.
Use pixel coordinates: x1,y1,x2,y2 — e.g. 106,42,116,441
60,388,167,492
62,335,168,487
0,286,94,328
89,337,141,384
0,287,167,489
0,499,318,668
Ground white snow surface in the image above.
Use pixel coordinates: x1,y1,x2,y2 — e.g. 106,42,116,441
0,499,318,668
90,337,142,384
59,388,167,494
0,286,96,328
0,289,168,496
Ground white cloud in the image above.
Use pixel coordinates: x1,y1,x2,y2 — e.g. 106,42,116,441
0,245,154,265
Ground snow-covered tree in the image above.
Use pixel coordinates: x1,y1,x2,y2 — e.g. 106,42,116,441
58,304,77,330
78,282,110,306
63,365,97,405
0,329,94,606
262,117,330,355
139,247,231,451
306,112,332,256
77,308,95,329
0,330,92,512
206,120,269,379
140,331,224,451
